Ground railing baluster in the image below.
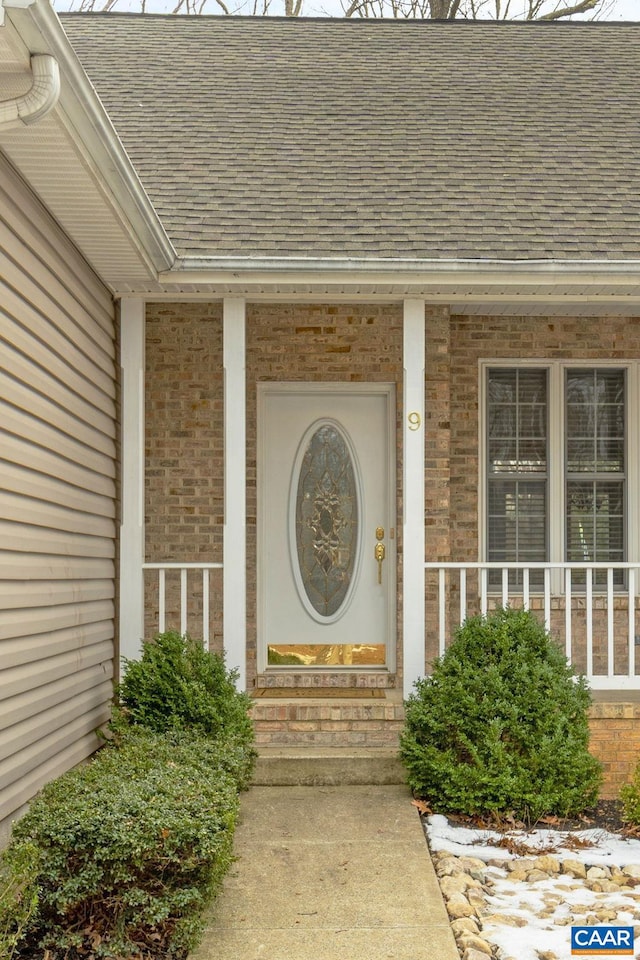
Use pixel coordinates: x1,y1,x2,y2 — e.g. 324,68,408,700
143,563,223,642
544,567,551,632
480,568,488,616
202,568,210,649
459,567,467,628
439,567,446,656
159,569,166,634
607,567,614,678
565,567,572,663
420,560,639,689
586,568,593,679
180,568,187,636
630,568,636,678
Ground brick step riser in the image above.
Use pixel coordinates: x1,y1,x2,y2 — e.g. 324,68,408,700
252,698,404,747
255,729,403,747
251,704,404,723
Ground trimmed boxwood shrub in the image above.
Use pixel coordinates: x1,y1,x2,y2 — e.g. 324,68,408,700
119,631,255,784
400,607,602,821
1,632,257,958
6,726,242,958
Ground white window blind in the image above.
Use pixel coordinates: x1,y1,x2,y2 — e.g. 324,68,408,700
565,369,625,583
485,365,627,581
487,369,547,580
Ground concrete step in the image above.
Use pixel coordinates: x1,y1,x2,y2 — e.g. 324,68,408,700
252,745,406,786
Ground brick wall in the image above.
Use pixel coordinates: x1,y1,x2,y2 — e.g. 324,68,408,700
143,301,404,682
424,313,640,668
142,303,640,733
589,703,640,799
144,302,224,650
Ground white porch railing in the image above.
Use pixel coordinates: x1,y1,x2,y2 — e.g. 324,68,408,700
425,562,640,690
142,563,223,647
142,560,640,691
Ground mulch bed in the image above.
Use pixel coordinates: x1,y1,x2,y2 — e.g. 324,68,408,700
570,798,629,833
417,798,634,836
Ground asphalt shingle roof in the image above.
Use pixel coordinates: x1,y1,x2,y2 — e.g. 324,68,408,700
60,14,640,262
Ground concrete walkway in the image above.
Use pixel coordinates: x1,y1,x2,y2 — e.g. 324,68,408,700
192,784,459,960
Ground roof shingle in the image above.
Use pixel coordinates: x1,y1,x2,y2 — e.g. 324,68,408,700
60,15,640,262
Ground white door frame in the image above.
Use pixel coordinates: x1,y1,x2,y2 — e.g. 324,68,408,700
256,381,397,675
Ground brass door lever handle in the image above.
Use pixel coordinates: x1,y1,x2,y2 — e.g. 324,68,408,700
375,527,385,584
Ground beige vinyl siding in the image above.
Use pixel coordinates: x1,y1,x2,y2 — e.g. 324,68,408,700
0,153,116,837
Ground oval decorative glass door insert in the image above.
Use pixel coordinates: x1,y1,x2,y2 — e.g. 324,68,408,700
292,421,360,620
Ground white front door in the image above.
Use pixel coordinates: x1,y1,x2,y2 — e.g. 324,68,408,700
257,383,396,671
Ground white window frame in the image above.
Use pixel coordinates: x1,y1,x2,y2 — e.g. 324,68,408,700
479,359,640,582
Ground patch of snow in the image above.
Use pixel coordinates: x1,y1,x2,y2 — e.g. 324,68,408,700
427,812,640,865
426,815,640,960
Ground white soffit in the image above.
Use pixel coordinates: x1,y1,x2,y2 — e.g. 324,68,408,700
0,11,28,70
0,1,169,293
0,113,163,290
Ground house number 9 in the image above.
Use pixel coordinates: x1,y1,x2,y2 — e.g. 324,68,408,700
408,412,421,431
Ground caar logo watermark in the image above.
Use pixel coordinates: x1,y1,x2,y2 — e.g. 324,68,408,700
571,926,635,955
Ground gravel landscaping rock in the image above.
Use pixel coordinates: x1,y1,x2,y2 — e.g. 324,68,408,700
427,822,640,960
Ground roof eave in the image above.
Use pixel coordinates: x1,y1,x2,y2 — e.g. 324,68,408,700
166,255,640,283
149,255,640,315
2,0,176,280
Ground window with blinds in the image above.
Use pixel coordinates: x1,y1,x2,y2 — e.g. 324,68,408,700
566,369,625,584
487,369,548,583
485,365,627,587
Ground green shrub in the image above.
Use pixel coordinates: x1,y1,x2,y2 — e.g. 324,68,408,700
0,841,39,959
7,726,242,958
119,631,255,784
400,607,601,821
1,633,257,957
620,762,640,825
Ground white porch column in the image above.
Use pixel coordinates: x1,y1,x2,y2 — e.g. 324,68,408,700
119,298,145,665
223,298,247,689
403,299,426,698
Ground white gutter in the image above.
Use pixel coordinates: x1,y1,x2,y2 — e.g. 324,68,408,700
0,53,59,127
3,0,175,273
171,256,640,275
0,0,34,26
162,255,640,287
